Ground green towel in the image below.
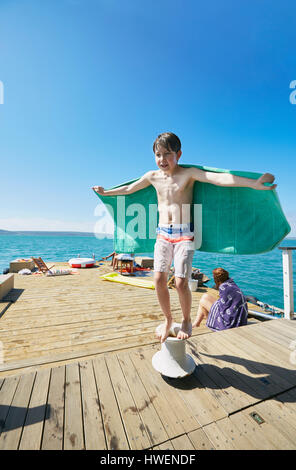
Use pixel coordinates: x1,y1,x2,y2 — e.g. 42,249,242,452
94,164,290,255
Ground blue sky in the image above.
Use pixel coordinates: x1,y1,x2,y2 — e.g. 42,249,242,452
0,0,296,235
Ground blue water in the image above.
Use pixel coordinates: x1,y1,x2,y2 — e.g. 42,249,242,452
0,234,295,311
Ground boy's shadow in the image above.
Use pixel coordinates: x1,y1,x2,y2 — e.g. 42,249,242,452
161,350,296,404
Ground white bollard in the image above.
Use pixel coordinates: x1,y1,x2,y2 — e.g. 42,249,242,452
279,247,295,320
152,323,196,378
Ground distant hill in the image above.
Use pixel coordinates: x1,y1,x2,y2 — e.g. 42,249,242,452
0,229,113,237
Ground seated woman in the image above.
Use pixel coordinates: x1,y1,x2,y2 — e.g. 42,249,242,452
192,268,248,331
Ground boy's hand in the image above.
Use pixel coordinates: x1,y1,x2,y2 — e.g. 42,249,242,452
92,186,105,195
254,173,277,190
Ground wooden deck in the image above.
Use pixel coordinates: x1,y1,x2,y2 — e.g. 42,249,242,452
1,261,296,450
1,320,296,450
0,261,232,377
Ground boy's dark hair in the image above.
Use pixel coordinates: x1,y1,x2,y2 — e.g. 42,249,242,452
153,132,181,153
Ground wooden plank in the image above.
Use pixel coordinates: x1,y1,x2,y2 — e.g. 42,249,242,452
187,345,247,414
267,392,296,424
228,409,276,450
155,440,175,450
0,334,169,375
251,321,295,349
117,352,169,447
0,316,160,339
41,366,65,450
1,322,164,356
197,332,268,400
274,318,296,329
212,325,294,390
253,400,296,448
79,360,106,450
171,433,195,450
166,372,227,427
0,371,35,450
211,328,288,397
0,375,20,434
0,300,159,315
191,363,236,413
19,369,51,450
136,347,221,429
64,362,84,449
0,313,163,337
105,354,151,450
214,416,254,450
228,328,296,386
0,301,11,319
202,421,236,450
189,335,258,409
234,325,295,370
93,356,129,450
259,319,296,340
239,406,295,450
187,427,216,450
130,349,199,438
277,388,296,414
232,328,296,386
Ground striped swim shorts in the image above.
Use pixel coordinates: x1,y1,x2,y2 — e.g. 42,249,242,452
154,223,195,279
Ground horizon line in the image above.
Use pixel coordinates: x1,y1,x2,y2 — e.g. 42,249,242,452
0,229,295,239
0,229,114,235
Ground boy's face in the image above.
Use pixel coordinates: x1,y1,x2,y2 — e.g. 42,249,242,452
154,144,182,173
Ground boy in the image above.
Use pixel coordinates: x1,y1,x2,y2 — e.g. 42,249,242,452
93,132,276,343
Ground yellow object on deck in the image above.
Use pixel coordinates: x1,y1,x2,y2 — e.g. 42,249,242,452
100,272,155,289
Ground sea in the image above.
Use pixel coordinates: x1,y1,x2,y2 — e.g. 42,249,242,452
0,232,295,311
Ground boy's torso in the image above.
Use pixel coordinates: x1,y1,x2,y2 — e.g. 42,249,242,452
149,166,195,224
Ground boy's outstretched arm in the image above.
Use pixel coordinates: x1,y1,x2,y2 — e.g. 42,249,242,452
190,167,277,190
92,171,153,196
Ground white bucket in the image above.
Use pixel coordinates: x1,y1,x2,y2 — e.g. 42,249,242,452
189,279,198,291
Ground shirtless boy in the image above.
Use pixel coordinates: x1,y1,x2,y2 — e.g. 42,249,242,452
93,132,276,343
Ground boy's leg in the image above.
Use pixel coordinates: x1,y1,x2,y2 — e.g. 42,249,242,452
192,293,217,328
153,239,174,343
174,242,195,340
175,276,192,340
154,271,173,342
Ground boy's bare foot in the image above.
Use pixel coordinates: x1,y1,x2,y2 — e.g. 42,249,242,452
177,319,192,340
155,318,173,343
